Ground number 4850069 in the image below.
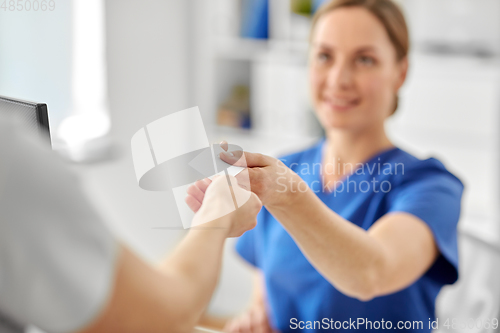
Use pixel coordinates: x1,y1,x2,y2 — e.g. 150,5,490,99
1,0,56,11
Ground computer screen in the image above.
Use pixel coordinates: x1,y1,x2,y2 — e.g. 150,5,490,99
0,95,51,144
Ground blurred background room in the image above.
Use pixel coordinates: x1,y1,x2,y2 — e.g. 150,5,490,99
1,0,499,331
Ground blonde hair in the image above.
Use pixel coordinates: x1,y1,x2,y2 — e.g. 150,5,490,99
310,0,409,113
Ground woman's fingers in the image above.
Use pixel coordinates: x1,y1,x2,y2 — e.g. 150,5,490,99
225,313,253,333
225,314,250,333
220,150,270,168
220,140,229,152
218,140,272,168
249,308,266,333
239,313,252,333
220,150,243,166
223,319,239,332
235,168,252,191
223,306,274,333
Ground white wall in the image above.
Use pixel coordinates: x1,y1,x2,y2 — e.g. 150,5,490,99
105,0,192,143
93,1,255,316
0,1,73,128
78,0,194,261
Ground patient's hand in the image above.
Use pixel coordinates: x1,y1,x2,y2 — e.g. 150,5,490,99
187,175,262,238
185,177,212,213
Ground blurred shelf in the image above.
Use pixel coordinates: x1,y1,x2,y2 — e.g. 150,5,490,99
210,125,320,157
409,52,500,78
213,37,309,62
459,213,500,250
213,37,500,66
214,37,269,61
386,124,499,152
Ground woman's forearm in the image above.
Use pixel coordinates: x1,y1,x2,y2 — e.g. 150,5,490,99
267,188,388,301
220,150,435,300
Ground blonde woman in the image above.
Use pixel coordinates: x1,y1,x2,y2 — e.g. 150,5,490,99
188,0,463,332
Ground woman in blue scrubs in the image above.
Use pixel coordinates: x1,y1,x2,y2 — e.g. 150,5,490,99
190,0,464,332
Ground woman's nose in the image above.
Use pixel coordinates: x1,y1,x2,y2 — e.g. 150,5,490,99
326,61,353,90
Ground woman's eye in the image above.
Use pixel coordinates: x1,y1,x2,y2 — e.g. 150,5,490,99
317,52,331,63
356,56,375,66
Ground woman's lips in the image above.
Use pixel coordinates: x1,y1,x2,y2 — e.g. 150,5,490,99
322,97,360,111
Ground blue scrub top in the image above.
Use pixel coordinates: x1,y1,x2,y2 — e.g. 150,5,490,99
236,140,464,332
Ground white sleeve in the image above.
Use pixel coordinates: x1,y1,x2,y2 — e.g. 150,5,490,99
0,120,118,333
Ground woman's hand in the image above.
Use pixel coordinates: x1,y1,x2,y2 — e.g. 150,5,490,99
223,271,278,333
218,141,304,210
223,301,276,333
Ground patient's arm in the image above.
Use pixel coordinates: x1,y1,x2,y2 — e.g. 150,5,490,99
78,177,262,333
78,232,226,333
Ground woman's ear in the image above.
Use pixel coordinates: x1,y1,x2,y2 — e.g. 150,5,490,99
395,57,409,91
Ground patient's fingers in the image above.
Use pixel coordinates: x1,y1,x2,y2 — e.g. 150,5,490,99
185,195,202,213
185,178,212,213
194,178,211,194
187,183,206,203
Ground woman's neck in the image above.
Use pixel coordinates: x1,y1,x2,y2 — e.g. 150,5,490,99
323,125,394,175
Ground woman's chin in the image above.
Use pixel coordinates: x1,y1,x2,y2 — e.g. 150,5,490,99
317,112,359,131
325,122,356,131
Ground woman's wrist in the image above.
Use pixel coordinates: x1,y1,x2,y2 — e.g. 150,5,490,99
268,172,309,211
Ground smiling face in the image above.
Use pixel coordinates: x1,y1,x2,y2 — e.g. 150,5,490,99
309,6,407,132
